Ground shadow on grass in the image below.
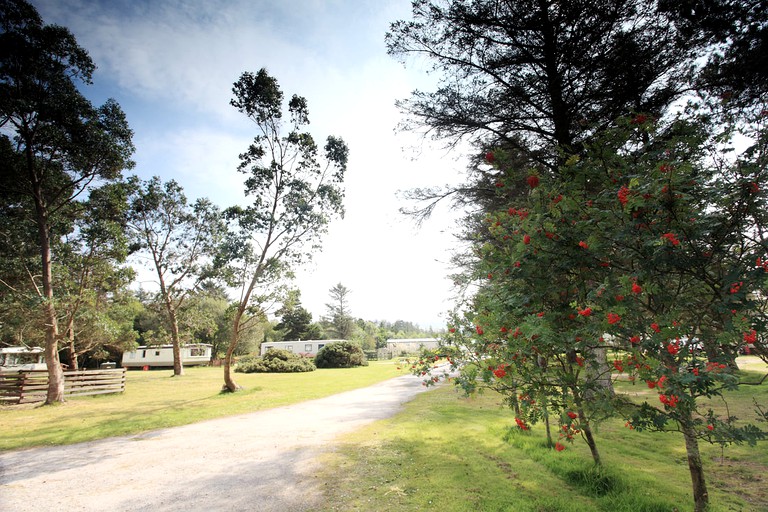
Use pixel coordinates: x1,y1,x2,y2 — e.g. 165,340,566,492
499,428,692,512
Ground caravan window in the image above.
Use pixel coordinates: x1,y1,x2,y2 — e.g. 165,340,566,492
305,344,313,352
285,345,293,352
190,347,206,357
155,350,160,356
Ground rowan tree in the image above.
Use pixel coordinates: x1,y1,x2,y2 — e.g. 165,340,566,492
579,112,767,512
434,111,767,510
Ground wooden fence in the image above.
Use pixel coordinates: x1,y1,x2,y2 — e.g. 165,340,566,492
0,368,126,404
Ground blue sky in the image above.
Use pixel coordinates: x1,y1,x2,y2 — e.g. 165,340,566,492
31,0,468,328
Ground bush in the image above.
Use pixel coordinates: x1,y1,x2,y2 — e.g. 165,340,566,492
314,341,368,368
235,349,316,373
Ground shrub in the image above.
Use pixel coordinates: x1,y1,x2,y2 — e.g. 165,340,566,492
235,349,316,373
315,341,368,368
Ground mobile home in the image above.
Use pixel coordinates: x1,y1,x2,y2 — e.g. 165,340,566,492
260,340,345,357
0,346,46,371
121,344,212,368
386,338,440,355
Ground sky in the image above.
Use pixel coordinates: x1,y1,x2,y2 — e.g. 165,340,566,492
30,0,470,329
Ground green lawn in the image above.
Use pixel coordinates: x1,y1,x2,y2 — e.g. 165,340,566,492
0,361,403,451
3,357,766,511
316,357,768,512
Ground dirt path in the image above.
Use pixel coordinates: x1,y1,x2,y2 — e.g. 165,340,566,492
0,372,434,511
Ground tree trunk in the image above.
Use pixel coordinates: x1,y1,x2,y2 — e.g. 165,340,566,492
539,0,572,159
543,406,553,447
157,271,185,376
682,418,709,512
222,308,244,392
36,208,64,404
510,384,521,416
573,391,601,465
166,303,184,377
223,258,265,392
585,346,614,399
43,301,64,404
580,420,601,465
66,319,79,370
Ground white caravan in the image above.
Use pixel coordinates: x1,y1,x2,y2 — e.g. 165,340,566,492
0,346,46,371
386,338,440,355
260,340,346,357
121,344,212,368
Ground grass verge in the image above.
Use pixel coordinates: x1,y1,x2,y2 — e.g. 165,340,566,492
317,357,768,511
0,361,401,451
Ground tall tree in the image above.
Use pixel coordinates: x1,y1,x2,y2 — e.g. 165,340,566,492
389,1,767,510
127,177,225,376
57,183,135,369
275,290,317,341
387,0,694,170
0,0,134,403
325,282,354,339
221,68,347,392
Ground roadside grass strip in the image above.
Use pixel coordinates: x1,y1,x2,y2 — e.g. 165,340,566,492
318,365,768,512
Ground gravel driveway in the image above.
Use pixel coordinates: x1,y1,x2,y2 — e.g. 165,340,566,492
0,372,435,511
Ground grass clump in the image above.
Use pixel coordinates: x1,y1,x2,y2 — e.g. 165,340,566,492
503,427,626,498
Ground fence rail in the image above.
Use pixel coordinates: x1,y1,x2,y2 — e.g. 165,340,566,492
0,368,126,404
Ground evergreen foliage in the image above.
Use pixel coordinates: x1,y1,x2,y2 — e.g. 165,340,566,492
315,340,368,368
0,0,134,401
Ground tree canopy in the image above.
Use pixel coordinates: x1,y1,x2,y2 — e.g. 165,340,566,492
387,0,698,168
127,176,226,376
0,0,134,402
389,1,768,510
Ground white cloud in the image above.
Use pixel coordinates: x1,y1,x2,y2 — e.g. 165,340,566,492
30,0,467,328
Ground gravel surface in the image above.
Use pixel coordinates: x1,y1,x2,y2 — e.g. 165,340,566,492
0,372,434,511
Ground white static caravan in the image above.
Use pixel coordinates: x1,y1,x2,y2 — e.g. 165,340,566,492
121,344,212,368
386,338,440,355
0,346,46,371
260,340,345,357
